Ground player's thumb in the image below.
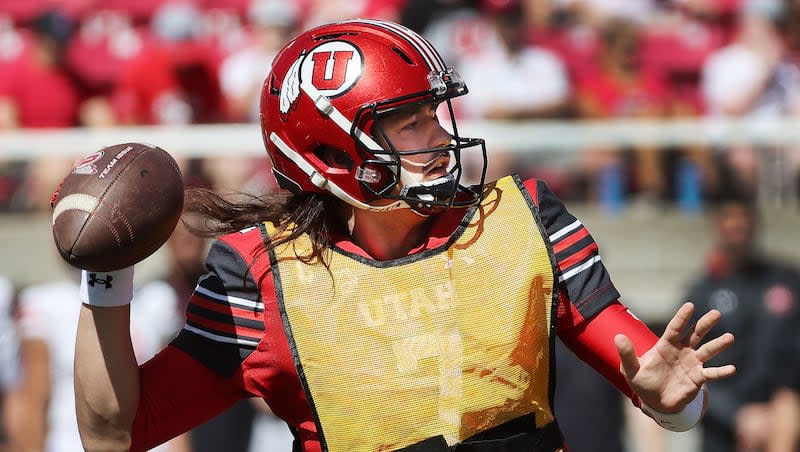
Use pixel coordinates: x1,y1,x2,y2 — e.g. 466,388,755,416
615,334,640,380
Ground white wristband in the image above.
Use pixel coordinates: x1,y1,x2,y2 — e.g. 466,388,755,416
79,267,134,307
642,387,706,432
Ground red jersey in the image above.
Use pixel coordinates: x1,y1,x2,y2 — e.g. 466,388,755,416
130,178,657,451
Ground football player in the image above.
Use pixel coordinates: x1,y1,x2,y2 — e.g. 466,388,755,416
73,19,735,452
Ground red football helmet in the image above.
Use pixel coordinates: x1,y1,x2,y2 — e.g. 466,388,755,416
260,19,487,212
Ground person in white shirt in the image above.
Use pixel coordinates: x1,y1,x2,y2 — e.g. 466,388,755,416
12,269,184,452
0,275,19,450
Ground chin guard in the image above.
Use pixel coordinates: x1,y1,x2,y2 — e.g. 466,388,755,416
399,174,459,210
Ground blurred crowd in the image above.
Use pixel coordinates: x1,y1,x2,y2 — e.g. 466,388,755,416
0,0,800,211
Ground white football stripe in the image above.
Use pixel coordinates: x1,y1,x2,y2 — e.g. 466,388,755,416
52,194,99,224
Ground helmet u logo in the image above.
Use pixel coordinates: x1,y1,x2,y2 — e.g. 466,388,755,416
310,51,355,90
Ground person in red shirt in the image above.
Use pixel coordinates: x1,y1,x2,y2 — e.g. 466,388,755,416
0,11,81,210
0,11,79,129
574,17,673,209
72,19,735,452
111,2,222,126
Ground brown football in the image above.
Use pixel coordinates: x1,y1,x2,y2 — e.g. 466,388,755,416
51,143,184,271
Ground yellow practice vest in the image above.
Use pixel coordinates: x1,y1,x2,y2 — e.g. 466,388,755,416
267,176,558,452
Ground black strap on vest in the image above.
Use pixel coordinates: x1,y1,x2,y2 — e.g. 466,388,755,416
397,414,563,452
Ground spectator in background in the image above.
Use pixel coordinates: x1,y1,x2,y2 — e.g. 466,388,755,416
112,2,221,126
682,193,800,452
0,275,18,451
457,0,571,120
418,0,490,69
0,11,81,211
219,0,299,123
401,0,478,34
209,0,300,197
455,0,571,182
701,0,800,200
574,18,671,210
766,333,800,452
556,0,658,25
702,0,800,118
0,10,78,129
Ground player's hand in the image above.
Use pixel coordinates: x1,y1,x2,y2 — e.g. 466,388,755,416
614,302,736,414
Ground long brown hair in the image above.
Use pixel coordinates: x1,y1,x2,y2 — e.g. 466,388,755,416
184,187,345,265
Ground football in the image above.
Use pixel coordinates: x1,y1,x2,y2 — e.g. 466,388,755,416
51,143,184,272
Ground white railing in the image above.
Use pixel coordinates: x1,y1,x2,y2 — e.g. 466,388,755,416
2,117,800,158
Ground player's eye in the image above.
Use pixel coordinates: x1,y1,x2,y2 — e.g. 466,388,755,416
402,119,418,131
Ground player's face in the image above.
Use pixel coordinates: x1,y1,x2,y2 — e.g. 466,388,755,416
376,103,453,183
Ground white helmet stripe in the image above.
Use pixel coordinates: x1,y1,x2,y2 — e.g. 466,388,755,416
300,80,384,153
370,19,444,71
376,20,447,71
354,19,445,72
368,20,446,71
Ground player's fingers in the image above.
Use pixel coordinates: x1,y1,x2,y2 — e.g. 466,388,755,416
695,332,735,362
662,302,695,344
615,334,640,380
702,364,737,381
687,309,722,348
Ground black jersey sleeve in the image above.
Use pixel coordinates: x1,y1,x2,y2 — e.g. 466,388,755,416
170,239,265,378
531,179,621,320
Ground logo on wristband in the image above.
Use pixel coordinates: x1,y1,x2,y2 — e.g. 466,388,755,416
87,273,113,289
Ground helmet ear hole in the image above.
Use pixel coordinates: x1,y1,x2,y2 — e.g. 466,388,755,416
314,145,354,170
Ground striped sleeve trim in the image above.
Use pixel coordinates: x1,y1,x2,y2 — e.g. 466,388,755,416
194,281,264,312
179,239,266,349
183,324,261,348
559,255,602,282
550,220,602,282
530,178,620,318
549,219,581,242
